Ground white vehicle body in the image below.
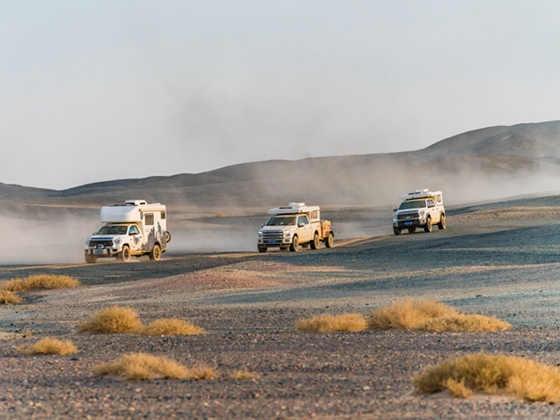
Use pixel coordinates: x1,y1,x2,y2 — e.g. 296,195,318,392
84,200,171,263
392,189,446,235
257,202,334,252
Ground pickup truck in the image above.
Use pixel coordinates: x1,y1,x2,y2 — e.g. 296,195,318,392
392,189,446,235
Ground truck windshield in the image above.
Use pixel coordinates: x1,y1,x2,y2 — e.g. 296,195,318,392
97,225,128,235
399,200,426,210
266,216,296,226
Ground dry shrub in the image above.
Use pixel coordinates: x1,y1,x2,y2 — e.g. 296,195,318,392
3,274,80,292
368,299,457,330
230,370,259,380
416,314,511,332
0,290,21,304
94,353,214,381
18,337,78,356
139,318,204,336
295,313,368,333
78,306,142,334
414,353,560,402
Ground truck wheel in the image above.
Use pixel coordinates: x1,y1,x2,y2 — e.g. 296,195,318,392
408,227,416,234
290,235,299,252
164,230,172,243
118,245,131,262
437,214,446,230
85,254,97,264
310,232,320,250
149,244,162,261
258,246,267,253
424,217,432,233
324,232,334,248
280,246,288,251
393,227,401,235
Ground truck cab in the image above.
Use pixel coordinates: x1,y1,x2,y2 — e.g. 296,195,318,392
85,200,171,263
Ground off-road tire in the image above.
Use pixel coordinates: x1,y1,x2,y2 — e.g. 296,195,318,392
324,232,334,248
393,227,401,235
85,254,97,264
164,230,172,243
437,214,446,230
424,217,432,233
408,227,416,234
149,244,162,261
310,232,320,250
118,245,131,262
258,246,267,253
290,235,299,252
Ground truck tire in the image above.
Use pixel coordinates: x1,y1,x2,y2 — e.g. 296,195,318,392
258,246,267,253
310,232,320,250
408,227,416,234
393,227,401,235
118,245,131,262
324,232,334,248
437,214,446,230
290,235,299,252
164,230,172,243
424,217,432,233
149,244,162,261
85,254,97,264
280,246,288,251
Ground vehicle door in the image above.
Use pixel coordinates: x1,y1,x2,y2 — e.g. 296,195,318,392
297,215,312,242
427,199,439,224
128,224,143,253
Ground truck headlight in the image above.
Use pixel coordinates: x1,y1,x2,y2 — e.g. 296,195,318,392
113,238,122,246
258,232,263,238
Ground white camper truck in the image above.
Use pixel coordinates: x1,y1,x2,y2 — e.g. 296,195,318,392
257,203,334,252
84,200,171,263
392,189,446,235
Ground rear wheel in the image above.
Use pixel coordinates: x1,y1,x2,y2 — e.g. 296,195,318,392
437,214,446,230
118,245,131,262
85,254,97,264
149,244,161,261
393,227,401,235
279,246,288,251
164,230,172,243
310,232,320,250
290,235,299,252
424,217,432,233
324,232,334,248
258,246,267,253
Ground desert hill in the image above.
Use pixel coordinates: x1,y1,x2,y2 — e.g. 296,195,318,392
2,120,560,211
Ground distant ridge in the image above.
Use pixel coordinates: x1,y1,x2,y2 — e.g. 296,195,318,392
2,120,560,208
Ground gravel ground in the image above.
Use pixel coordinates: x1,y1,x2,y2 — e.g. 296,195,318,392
3,198,560,418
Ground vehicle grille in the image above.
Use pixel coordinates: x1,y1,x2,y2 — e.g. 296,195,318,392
262,231,284,240
397,213,419,220
89,239,114,247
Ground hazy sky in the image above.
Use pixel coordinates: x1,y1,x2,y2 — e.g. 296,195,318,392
1,1,559,190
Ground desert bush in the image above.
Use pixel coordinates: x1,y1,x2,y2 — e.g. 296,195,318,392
414,353,560,402
295,313,368,333
0,290,21,304
77,306,142,334
230,370,259,380
368,299,458,330
139,318,204,336
3,274,80,292
416,314,511,332
94,353,215,381
18,337,78,356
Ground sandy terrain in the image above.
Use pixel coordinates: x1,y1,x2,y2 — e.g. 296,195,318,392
3,198,560,418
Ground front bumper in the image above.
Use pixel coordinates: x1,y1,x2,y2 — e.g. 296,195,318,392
393,217,426,229
85,247,122,258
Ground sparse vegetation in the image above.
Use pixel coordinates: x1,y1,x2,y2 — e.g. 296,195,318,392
296,313,368,333
139,318,205,336
94,353,215,381
18,337,78,356
368,299,510,332
3,274,80,292
77,306,142,334
230,370,259,380
414,353,560,402
416,314,511,332
0,290,21,304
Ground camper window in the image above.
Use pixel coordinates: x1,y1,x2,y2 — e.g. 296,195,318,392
145,214,154,226
161,211,166,220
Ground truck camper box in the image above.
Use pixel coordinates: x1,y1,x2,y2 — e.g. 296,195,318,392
399,189,443,204
100,201,166,224
267,202,321,222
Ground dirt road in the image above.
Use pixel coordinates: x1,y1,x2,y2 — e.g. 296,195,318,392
2,198,560,418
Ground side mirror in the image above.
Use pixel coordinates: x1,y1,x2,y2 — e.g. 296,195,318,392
298,223,304,228
261,224,264,228
393,208,397,212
